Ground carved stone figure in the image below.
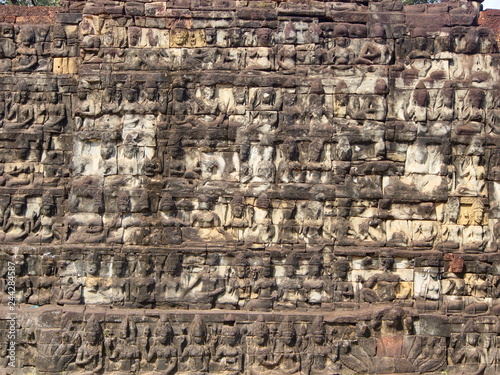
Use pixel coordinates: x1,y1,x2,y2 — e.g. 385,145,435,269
360,255,404,303
306,316,340,375
180,315,211,374
147,319,177,374
110,317,141,373
75,316,104,374
274,316,301,375
213,325,244,374
247,316,277,375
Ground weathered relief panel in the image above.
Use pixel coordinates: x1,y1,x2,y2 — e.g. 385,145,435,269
0,0,500,374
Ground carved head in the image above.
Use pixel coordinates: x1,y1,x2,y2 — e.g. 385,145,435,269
172,28,189,47
112,255,127,277
256,28,272,47
84,315,102,345
165,252,181,276
469,198,484,226
19,26,35,45
222,325,240,346
308,255,322,276
252,315,269,345
279,316,296,346
189,315,207,345
311,316,325,344
232,253,249,278
156,320,174,345
284,252,298,277
41,194,55,216
11,195,26,216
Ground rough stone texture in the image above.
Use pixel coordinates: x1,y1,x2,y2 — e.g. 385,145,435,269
0,0,500,374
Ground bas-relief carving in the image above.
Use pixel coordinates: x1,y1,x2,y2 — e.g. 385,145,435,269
0,0,500,373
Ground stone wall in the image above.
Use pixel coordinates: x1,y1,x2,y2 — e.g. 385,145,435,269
1,0,500,374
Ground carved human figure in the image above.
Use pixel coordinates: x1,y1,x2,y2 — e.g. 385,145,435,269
13,26,38,72
110,317,141,373
83,253,105,304
405,81,428,122
296,200,323,242
305,81,333,133
217,253,251,309
171,28,189,47
30,193,61,243
277,45,296,71
191,195,230,240
157,252,184,308
1,254,32,304
227,194,250,229
182,262,225,309
53,327,78,372
213,325,244,374
111,255,129,306
451,333,487,374
28,256,57,305
44,91,67,132
354,24,393,65
274,317,301,375
2,195,30,242
56,276,83,305
129,256,155,307
303,255,329,307
328,25,355,66
306,316,340,375
147,319,177,374
246,258,277,311
359,255,403,303
246,29,274,70
330,260,354,302
441,272,466,312
373,307,407,363
75,90,97,130
277,253,304,310
5,83,34,129
415,267,440,301
171,88,197,127
247,316,278,375
181,315,211,374
75,316,104,374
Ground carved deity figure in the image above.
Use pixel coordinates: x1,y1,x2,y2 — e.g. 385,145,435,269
306,316,340,375
75,316,104,374
147,319,177,374
328,25,355,66
360,255,404,303
213,325,244,374
28,255,57,305
5,83,34,130
217,254,251,309
3,195,30,242
44,91,66,132
303,255,329,307
246,258,277,311
330,260,354,302
129,256,155,307
274,317,302,375
30,193,62,243
247,316,278,375
180,315,211,374
354,25,393,65
277,253,304,310
13,26,38,72
110,317,141,373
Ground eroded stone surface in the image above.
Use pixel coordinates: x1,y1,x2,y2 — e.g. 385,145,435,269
0,0,500,374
